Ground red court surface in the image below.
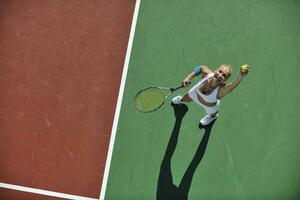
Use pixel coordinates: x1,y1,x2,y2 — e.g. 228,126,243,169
0,0,135,199
0,188,60,200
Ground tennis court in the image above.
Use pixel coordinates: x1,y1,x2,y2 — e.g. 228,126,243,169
0,0,135,199
104,0,300,199
0,0,299,200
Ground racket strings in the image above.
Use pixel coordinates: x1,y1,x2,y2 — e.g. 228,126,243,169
135,87,166,112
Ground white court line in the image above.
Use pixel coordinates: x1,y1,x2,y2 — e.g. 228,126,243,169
0,182,97,200
98,0,141,200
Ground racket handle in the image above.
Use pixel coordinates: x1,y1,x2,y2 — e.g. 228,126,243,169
170,81,191,92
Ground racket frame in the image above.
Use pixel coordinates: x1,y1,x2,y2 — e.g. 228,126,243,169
134,83,184,113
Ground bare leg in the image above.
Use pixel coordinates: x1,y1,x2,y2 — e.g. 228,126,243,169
181,94,192,103
172,94,192,105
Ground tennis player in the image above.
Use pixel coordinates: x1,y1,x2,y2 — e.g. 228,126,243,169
172,64,249,125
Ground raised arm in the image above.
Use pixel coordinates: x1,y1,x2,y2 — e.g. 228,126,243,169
182,65,213,87
217,64,250,99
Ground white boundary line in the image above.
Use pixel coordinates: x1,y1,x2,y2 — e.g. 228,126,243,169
98,0,141,200
0,182,97,200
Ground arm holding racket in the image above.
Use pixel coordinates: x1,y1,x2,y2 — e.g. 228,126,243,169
181,65,207,87
135,65,211,112
182,70,195,87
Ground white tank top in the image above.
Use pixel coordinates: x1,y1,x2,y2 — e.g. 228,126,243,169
196,73,220,103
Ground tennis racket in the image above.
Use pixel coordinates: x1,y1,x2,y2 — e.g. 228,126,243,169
135,83,188,113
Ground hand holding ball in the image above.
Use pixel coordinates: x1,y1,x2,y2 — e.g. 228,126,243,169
240,64,250,75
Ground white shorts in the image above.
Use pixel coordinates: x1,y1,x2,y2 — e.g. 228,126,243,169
188,84,220,115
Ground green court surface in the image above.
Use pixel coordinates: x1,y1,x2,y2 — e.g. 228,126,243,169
105,0,300,199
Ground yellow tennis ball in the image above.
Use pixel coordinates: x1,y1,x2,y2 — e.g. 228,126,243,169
241,64,248,74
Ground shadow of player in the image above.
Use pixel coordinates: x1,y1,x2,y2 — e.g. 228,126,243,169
156,103,216,200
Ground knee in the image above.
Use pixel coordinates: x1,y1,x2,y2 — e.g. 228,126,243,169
182,94,192,102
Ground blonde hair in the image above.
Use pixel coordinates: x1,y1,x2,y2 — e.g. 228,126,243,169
220,64,232,76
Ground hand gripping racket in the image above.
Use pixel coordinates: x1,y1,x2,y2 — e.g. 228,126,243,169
135,82,189,113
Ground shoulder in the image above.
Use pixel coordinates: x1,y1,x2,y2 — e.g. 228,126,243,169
219,83,226,87
200,65,213,77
